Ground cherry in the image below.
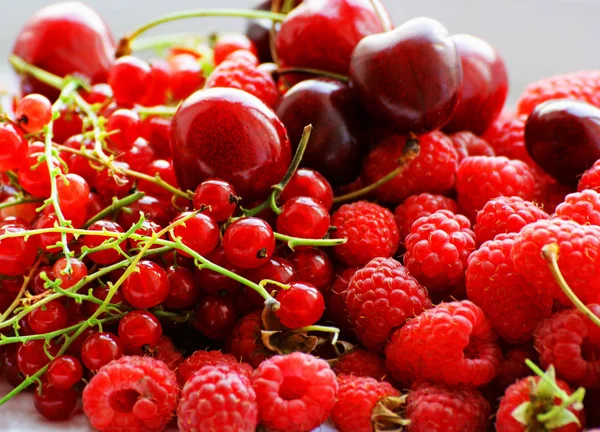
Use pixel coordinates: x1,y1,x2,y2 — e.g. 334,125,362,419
223,217,275,269
84,287,125,317
276,79,368,184
34,383,78,421
17,339,59,376
288,248,334,292
122,260,170,309
47,355,83,390
193,179,238,222
280,168,333,211
169,211,220,258
15,94,52,134
81,220,125,265
168,53,206,101
275,281,324,328
123,137,157,172
33,213,74,252
128,220,163,250
94,162,133,200
80,332,124,371
276,196,330,240
137,159,178,198
213,33,258,65
53,108,85,144
53,257,88,288
194,294,237,340
27,300,68,334
106,109,141,152
349,17,462,134
55,173,90,227
30,266,54,295
108,56,152,107
118,194,171,229
195,247,243,294
443,34,508,135
118,310,162,349
164,265,200,309
18,150,60,198
245,256,297,306
275,0,391,75
525,99,600,187
0,223,37,277
141,115,171,159
82,83,113,105
12,2,114,100
171,87,291,201
140,58,170,107
61,134,96,185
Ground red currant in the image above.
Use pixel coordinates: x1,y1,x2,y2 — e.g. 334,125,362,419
108,56,152,106
55,173,91,227
137,159,178,198
275,282,324,328
164,265,200,309
33,213,73,252
27,300,68,334
128,220,162,250
81,220,125,265
140,58,170,107
223,217,275,269
194,294,237,340
123,137,157,172
1,276,24,294
226,49,259,65
122,260,170,308
1,344,25,387
0,123,28,172
276,196,330,240
82,83,113,105
288,248,334,292
34,382,78,421
280,168,333,210
17,339,59,376
106,109,140,152
87,192,106,218
53,257,88,288
80,332,124,371
245,256,297,306
47,355,83,390
30,266,54,295
213,33,258,65
18,149,60,197
94,162,133,200
0,223,37,276
141,115,171,159
118,310,162,349
193,179,238,222
84,287,125,317
53,108,85,144
0,196,38,224
118,194,171,229
16,93,52,134
168,53,205,101
195,247,243,294
61,135,96,186
169,212,219,258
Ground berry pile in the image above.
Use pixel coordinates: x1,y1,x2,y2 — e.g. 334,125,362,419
0,1,599,431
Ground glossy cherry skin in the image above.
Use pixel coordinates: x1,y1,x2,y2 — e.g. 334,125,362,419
47,355,83,390
12,1,115,100
525,99,600,187
53,258,88,288
193,294,237,340
276,196,330,240
275,0,391,75
193,179,238,222
443,34,508,135
171,87,291,201
17,339,59,376
276,79,369,184
34,383,79,421
350,17,462,134
275,281,324,328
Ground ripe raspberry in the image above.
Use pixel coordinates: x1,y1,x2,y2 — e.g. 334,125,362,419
332,349,389,381
466,233,553,343
394,193,460,241
345,257,431,348
226,310,269,368
554,189,600,226
532,164,574,213
332,375,399,432
534,304,600,388
177,349,253,385
403,210,476,291
517,69,600,115
82,356,178,432
324,266,357,335
511,218,600,305
456,156,536,219
578,159,600,192
177,364,257,432
361,131,459,204
495,346,539,388
384,301,501,386
252,352,338,432
205,58,278,107
482,112,534,164
331,201,399,267
148,336,183,372
474,196,549,245
449,131,495,162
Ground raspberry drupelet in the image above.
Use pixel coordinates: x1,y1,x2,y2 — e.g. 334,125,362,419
449,130,495,162
578,159,600,192
332,348,389,382
394,193,460,241
482,112,533,164
177,349,253,385
226,310,269,368
554,189,600,226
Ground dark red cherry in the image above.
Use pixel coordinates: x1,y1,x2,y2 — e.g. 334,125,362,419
276,79,369,184
349,17,462,134
275,0,391,75
171,87,291,201
525,99,600,187
193,294,237,340
12,1,114,100
443,34,508,135
34,382,78,421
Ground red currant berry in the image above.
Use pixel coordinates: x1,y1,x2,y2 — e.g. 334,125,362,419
275,282,324,329
33,213,74,252
34,382,78,421
276,196,330,240
245,256,297,306
81,220,125,265
122,260,170,308
61,135,96,186
141,115,171,159
118,194,171,229
140,58,170,107
106,109,140,152
53,257,88,288
169,212,219,258
0,197,38,224
194,294,237,340
27,300,68,334
226,49,259,65
288,248,334,292
30,266,54,295
84,287,125,317
94,162,133,200
193,179,239,222
82,83,113,105
18,150,60,197
80,332,124,371
87,192,106,218
55,173,91,227
53,108,86,144
118,310,162,349
128,220,162,250
108,56,152,106
1,276,24,294
223,217,275,269
164,265,200,309
137,159,178,198
195,247,243,294
0,123,28,172
0,223,37,277
213,33,258,65
168,54,206,101
47,355,83,390
17,339,59,376
1,344,25,387
123,137,156,172
16,94,52,134
280,168,333,211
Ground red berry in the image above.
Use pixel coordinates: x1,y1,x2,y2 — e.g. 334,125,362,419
128,220,163,250
47,355,83,390
193,179,238,222
17,339,59,376
82,83,113,105
61,135,96,185
33,213,74,252
194,294,237,340
123,137,156,172
226,310,269,368
84,286,125,318
149,336,184,372
288,248,333,292
34,382,78,421
554,189,600,226
194,247,243,294
164,265,200,309
81,220,125,265
169,211,219,258
141,115,172,159
223,217,275,269
177,350,253,386
448,130,496,162
55,173,91,227
16,93,52,133
80,332,124,371
122,260,170,309
332,349,389,381
106,109,140,152
140,58,170,107
137,159,178,198
108,56,152,106
244,256,296,306
53,108,86,144
0,123,28,171
0,223,37,276
29,266,54,295
275,281,324,329
578,159,600,192
276,196,330,241
18,149,60,198
482,112,533,164
118,194,171,229
168,53,206,101
94,162,133,200
280,168,333,211
495,346,539,388
118,310,163,349
214,33,258,65
27,299,68,334
394,193,460,241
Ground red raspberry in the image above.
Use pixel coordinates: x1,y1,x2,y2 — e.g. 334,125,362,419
361,132,459,204
534,304,600,388
205,58,278,107
466,233,553,343
332,375,399,432
82,356,178,432
346,257,431,349
449,131,495,162
149,336,183,372
482,113,534,164
532,164,574,213
226,310,269,368
177,349,253,385
394,193,460,241
578,159,600,192
517,69,600,115
177,364,257,432
331,201,399,267
495,346,539,388
474,196,549,245
511,218,600,305
384,300,501,386
456,156,536,219
324,266,357,335
554,189,600,226
332,348,389,381
252,352,338,432
403,210,476,292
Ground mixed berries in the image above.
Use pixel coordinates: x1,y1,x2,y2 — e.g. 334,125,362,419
0,0,599,431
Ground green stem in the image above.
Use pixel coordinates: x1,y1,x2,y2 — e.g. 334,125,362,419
276,67,349,83
137,105,178,119
274,232,346,250
9,55,64,89
130,32,207,52
0,257,42,322
0,197,43,210
84,192,145,228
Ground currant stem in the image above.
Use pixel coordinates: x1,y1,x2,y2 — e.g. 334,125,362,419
84,192,145,228
9,55,64,89
0,197,43,210
274,232,346,250
137,105,178,119
276,67,349,83
542,243,600,328
130,32,207,52
0,256,42,323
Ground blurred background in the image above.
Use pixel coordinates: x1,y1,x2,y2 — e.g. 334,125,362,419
1,0,600,104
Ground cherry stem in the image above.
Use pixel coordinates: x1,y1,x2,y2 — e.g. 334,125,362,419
542,243,600,328
83,191,145,228
274,232,346,250
0,196,43,210
295,324,340,345
275,67,349,83
269,0,282,66
130,32,207,52
333,135,420,204
368,0,391,32
119,9,287,56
